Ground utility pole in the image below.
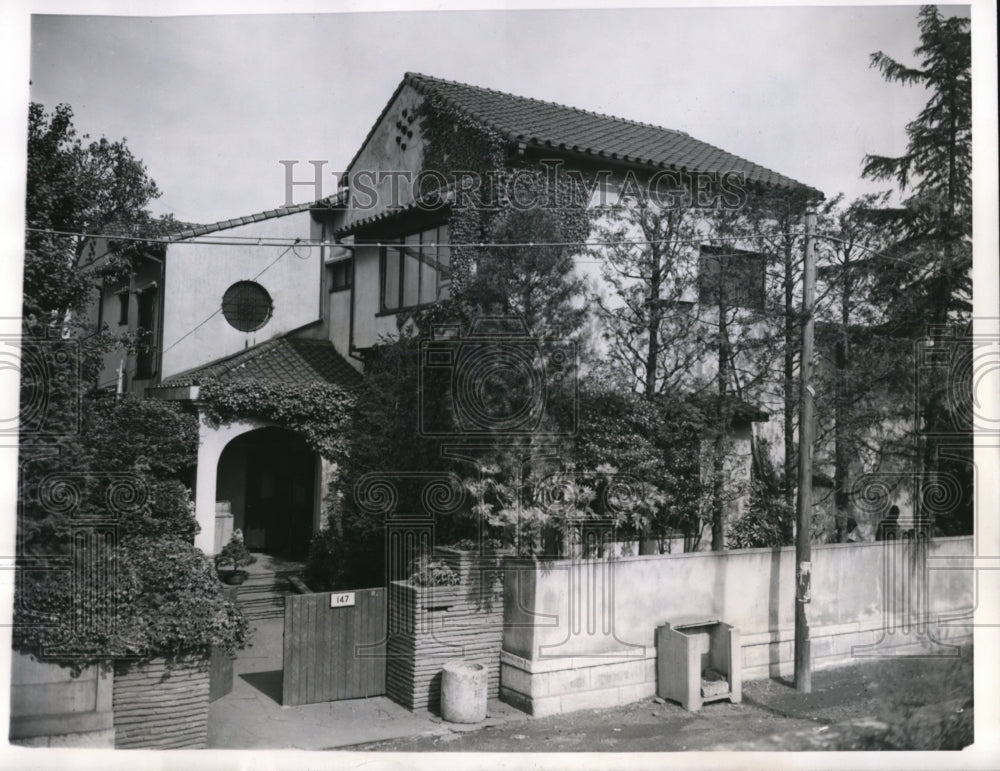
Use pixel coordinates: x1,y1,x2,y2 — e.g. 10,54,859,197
794,206,817,693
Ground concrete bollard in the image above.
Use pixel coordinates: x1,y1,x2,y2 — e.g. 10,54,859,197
440,661,487,724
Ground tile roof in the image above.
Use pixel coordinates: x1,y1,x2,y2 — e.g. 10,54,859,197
167,192,346,242
157,334,363,390
349,73,821,196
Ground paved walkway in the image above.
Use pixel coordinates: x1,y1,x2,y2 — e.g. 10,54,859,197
207,617,527,750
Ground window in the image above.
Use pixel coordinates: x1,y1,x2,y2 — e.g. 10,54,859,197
222,281,273,332
380,224,450,311
697,246,765,311
135,286,158,379
117,290,130,326
328,259,353,292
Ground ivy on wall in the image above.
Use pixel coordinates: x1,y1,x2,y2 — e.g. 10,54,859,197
198,381,355,463
413,91,592,324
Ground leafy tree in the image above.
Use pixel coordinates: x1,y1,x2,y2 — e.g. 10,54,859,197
16,104,249,669
24,102,162,321
15,394,250,670
588,199,710,397
860,6,973,534
589,192,800,550
810,195,912,540
460,207,590,341
861,5,972,329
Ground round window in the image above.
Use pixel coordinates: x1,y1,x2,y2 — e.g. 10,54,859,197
221,281,273,332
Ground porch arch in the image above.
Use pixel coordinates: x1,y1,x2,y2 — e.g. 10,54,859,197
193,416,323,556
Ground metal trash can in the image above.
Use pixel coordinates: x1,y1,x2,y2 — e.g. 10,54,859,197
655,617,741,712
440,661,488,723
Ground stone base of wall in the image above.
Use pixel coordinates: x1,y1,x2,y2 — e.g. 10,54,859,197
500,617,973,718
8,652,114,748
500,650,656,718
113,656,210,749
740,616,973,681
10,727,115,748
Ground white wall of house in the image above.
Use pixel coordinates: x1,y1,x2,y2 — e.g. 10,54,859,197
350,242,401,350
345,84,426,229
160,211,322,379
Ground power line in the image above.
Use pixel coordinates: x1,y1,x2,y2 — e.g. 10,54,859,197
26,228,932,276
30,224,801,249
159,241,300,355
26,224,919,268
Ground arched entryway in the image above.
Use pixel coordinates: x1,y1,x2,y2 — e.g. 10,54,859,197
216,426,317,560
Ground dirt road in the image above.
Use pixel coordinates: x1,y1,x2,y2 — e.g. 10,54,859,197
348,653,972,752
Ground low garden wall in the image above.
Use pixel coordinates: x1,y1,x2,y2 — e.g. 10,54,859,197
8,653,114,747
112,656,211,749
500,536,974,717
386,547,504,712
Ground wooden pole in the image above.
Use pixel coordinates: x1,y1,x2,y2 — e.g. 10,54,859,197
795,206,817,693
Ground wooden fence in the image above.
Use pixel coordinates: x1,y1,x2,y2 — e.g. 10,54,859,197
282,587,387,706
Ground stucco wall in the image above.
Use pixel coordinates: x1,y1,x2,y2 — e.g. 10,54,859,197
346,84,426,228
351,242,400,350
501,536,973,716
328,285,353,358
160,211,322,379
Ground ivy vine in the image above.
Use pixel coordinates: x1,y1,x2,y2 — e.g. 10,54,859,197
198,381,355,464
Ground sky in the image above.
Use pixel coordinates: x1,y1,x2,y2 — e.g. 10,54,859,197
17,3,975,226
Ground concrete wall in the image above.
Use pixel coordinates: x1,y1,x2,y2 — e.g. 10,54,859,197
8,653,114,747
500,536,973,717
161,211,322,379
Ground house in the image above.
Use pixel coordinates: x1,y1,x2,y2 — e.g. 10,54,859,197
80,73,820,558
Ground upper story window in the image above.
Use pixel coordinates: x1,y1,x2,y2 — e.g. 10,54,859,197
328,259,353,292
380,224,450,312
697,245,766,311
117,290,130,326
222,280,273,332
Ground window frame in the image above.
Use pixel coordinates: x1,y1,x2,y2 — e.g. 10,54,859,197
328,258,353,293
116,289,130,326
378,224,450,314
221,280,274,332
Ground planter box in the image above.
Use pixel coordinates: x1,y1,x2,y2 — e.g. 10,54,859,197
386,550,505,713
113,655,210,749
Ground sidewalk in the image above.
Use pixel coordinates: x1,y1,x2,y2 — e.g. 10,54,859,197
209,617,970,752
207,617,528,750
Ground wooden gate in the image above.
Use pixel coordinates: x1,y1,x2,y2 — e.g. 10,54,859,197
282,587,386,706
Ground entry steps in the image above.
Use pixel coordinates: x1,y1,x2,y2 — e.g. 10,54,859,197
233,557,305,621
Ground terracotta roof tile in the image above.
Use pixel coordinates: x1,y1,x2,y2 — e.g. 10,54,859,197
157,334,362,390
167,192,346,242
377,73,819,196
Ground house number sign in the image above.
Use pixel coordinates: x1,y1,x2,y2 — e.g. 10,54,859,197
330,592,356,608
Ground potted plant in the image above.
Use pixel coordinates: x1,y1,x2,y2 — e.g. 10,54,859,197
214,530,256,585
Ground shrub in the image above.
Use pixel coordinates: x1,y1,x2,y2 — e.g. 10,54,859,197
408,556,460,587
727,480,794,549
14,393,248,672
117,536,250,661
213,530,256,571
303,525,346,592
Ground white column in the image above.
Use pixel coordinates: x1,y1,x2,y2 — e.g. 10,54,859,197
193,415,269,555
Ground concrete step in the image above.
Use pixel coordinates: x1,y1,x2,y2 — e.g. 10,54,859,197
232,566,302,621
